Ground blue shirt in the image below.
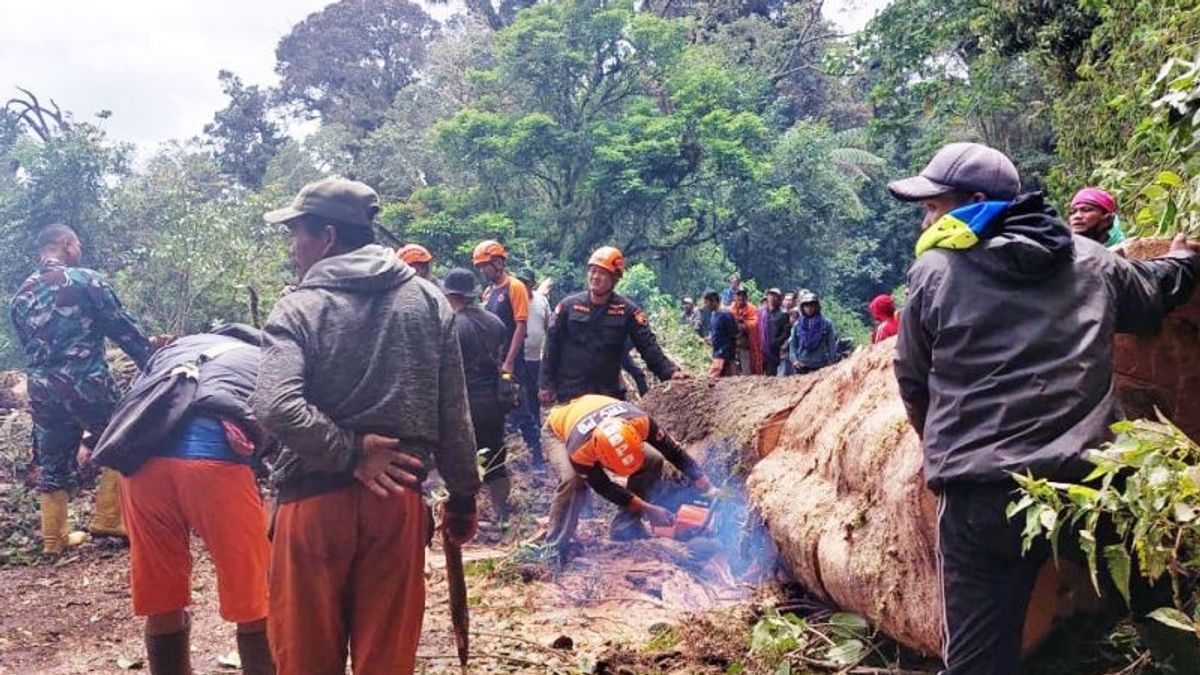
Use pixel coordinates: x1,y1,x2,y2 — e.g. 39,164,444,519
159,415,248,464
711,310,738,361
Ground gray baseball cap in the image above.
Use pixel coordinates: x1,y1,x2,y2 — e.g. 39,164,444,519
264,177,380,229
887,142,1020,202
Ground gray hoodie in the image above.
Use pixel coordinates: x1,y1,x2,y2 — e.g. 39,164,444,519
895,194,1198,490
254,244,480,506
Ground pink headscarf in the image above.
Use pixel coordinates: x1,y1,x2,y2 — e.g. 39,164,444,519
1071,187,1116,214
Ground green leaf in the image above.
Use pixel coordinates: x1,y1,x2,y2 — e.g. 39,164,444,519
1006,494,1035,519
1157,198,1178,236
825,638,867,665
1079,530,1100,593
1142,184,1168,200
1173,502,1198,523
828,612,869,632
1039,507,1059,533
1156,170,1185,188
1148,607,1195,633
1104,544,1132,606
1066,484,1100,507
774,661,792,675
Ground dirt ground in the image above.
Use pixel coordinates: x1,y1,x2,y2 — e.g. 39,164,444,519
0,440,781,675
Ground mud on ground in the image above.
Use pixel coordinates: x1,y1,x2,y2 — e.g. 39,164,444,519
0,434,787,675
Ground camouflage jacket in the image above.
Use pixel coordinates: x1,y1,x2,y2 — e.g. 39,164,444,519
9,259,151,402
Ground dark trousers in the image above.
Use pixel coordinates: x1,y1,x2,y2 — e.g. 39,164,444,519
763,352,780,378
620,351,649,396
937,482,1196,674
938,483,1045,674
471,399,507,482
29,387,114,492
512,358,544,462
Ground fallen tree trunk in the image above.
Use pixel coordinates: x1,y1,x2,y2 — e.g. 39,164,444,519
643,240,1200,656
644,351,951,654
645,347,1102,657
1114,238,1200,439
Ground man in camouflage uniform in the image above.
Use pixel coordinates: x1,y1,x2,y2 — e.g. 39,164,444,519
9,224,153,554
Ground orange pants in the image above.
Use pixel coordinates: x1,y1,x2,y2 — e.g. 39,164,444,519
119,458,269,623
269,484,428,675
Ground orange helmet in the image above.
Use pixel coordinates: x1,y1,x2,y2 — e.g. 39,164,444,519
587,246,625,279
472,240,507,265
592,417,644,476
397,244,432,265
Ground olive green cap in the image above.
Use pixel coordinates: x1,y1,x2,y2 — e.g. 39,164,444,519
264,177,380,229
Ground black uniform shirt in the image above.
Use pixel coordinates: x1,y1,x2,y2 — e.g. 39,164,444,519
539,291,676,402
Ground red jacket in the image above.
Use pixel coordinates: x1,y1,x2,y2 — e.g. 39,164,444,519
869,294,899,343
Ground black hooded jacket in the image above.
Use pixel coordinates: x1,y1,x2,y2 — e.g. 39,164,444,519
895,193,1199,489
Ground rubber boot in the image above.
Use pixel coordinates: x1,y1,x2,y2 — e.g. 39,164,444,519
146,616,192,675
90,468,127,537
236,630,275,675
485,476,512,526
40,491,89,554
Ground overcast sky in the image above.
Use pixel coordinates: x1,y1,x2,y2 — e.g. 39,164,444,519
0,0,889,153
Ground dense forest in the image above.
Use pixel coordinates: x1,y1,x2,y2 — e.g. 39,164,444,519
2,0,1199,367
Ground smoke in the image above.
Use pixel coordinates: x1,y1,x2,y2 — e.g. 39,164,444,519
657,439,779,586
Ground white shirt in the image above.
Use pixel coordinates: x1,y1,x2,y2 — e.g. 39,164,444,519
523,291,551,361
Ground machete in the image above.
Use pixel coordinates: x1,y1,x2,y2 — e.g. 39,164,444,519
443,520,470,670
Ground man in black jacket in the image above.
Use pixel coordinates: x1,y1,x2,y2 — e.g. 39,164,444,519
442,267,513,526
762,288,789,377
890,142,1200,674
539,246,687,404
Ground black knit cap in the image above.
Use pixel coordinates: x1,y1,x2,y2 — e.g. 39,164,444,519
441,267,478,298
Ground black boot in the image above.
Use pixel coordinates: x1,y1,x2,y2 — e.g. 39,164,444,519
236,630,276,675
145,628,192,675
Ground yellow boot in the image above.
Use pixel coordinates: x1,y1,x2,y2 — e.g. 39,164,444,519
39,491,88,553
90,468,127,538
40,491,68,554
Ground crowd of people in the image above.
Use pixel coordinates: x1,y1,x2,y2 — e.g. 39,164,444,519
679,278,896,378
7,140,1200,675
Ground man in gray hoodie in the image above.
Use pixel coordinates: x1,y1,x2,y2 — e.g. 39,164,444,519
890,143,1200,674
253,177,480,675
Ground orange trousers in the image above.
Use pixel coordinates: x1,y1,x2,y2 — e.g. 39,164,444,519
120,458,270,623
269,484,428,675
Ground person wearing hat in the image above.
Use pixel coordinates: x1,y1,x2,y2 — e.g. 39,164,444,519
541,394,717,549
441,268,514,526
396,243,434,279
254,177,480,675
680,296,697,329
1068,187,1126,247
473,240,531,379
513,266,549,465
888,143,1200,674
868,294,899,344
539,246,687,405
788,291,838,374
473,241,531,499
